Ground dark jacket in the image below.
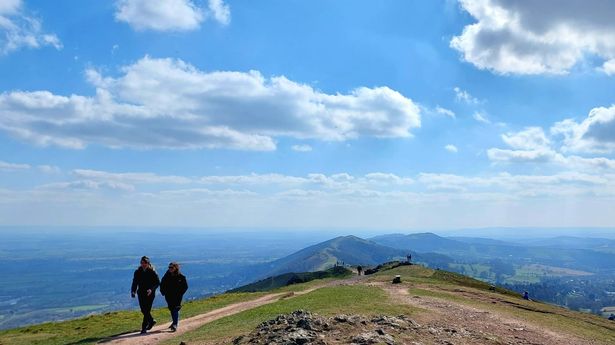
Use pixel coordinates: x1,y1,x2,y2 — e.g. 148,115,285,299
131,267,160,296
160,272,188,308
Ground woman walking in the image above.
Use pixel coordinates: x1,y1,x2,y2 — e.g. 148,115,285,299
160,262,188,332
131,256,160,334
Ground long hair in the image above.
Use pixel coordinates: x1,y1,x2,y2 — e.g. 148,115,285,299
168,262,181,275
140,256,155,271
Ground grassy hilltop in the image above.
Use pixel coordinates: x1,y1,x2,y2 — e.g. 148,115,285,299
1,264,615,345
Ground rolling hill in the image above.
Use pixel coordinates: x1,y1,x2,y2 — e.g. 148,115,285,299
2,264,614,345
260,235,407,276
371,232,615,273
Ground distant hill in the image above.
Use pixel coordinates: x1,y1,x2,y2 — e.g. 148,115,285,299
516,236,615,250
371,232,615,273
260,235,407,276
370,232,467,252
447,236,519,246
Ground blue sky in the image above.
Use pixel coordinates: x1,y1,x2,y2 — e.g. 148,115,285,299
1,0,615,229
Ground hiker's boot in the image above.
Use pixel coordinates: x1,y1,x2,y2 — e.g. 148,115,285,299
170,324,177,332
146,319,157,330
140,329,147,335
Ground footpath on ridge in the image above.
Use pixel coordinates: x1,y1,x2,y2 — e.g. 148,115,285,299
100,266,615,345
100,274,366,345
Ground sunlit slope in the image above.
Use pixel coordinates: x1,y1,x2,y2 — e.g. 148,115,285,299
2,264,615,345
165,265,615,345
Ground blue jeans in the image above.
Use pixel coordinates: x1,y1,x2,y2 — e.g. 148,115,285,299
171,307,179,326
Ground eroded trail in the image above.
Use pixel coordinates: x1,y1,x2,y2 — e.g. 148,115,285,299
100,275,366,345
379,283,597,345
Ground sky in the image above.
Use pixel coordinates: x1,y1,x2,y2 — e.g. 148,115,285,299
1,0,615,229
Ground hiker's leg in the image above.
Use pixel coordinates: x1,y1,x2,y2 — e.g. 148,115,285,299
171,307,179,326
138,295,148,330
144,295,155,325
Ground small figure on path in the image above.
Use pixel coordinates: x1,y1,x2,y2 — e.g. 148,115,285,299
131,256,160,334
406,254,412,264
357,265,363,276
523,291,530,300
160,262,189,332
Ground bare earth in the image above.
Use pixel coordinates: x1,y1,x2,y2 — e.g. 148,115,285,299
380,283,598,345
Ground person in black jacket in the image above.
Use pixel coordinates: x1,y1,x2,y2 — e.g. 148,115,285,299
131,256,160,334
160,262,188,332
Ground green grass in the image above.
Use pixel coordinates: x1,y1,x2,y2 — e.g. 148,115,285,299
0,292,265,345
368,264,516,296
229,266,352,292
162,285,422,345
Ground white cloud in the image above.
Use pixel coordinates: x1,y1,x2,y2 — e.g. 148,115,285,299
472,111,490,124
0,160,30,171
207,0,230,25
2,167,615,227
0,56,421,151
291,144,312,152
602,59,615,75
435,106,456,118
487,124,615,170
38,164,60,174
445,144,458,153
451,0,615,75
115,0,204,31
0,0,61,55
487,147,556,163
418,171,610,193
453,86,479,104
501,127,550,150
199,173,306,186
73,169,192,185
551,105,615,153
38,180,136,192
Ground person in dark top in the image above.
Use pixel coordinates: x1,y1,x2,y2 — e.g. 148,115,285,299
131,256,160,334
160,262,188,332
357,265,363,276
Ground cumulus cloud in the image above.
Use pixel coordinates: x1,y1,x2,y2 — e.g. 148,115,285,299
501,127,550,150
487,126,615,170
0,160,30,171
207,0,230,25
0,0,61,55
291,144,312,152
0,56,421,151
551,105,615,153
445,144,458,153
451,0,615,75
602,59,615,75
115,0,204,31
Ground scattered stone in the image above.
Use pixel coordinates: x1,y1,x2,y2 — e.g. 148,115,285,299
232,310,416,345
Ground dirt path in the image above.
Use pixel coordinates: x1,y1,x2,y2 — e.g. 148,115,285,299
100,274,366,345
380,283,596,345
